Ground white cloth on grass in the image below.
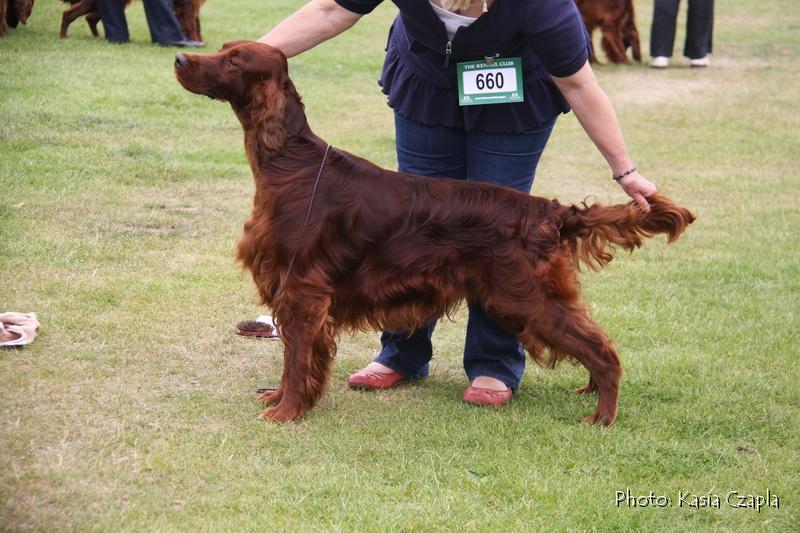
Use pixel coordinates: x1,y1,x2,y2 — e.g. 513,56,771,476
0,312,40,347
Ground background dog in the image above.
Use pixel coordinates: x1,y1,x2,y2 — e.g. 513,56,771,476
59,0,204,42
1,0,34,37
576,0,642,64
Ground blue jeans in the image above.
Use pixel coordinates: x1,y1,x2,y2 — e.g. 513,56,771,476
374,112,556,389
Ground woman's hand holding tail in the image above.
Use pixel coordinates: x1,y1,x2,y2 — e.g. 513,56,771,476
617,171,657,212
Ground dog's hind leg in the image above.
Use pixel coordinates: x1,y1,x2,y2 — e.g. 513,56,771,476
86,12,101,38
259,290,335,422
631,36,642,62
627,24,642,62
485,255,622,425
528,301,622,426
60,0,96,38
624,1,642,62
482,265,620,425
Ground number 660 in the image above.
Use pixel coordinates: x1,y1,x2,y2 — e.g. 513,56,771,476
475,71,504,90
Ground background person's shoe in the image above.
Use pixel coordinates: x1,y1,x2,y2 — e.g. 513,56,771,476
650,56,669,68
347,368,406,390
462,385,512,407
690,56,709,67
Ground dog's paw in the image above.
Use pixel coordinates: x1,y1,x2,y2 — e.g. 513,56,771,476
259,404,303,423
257,389,283,406
582,411,616,427
575,377,597,395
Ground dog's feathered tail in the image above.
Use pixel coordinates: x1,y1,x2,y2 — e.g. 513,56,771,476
558,194,695,271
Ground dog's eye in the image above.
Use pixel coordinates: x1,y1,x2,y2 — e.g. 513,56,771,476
226,57,239,67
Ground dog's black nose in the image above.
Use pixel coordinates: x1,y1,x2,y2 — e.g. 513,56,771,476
174,53,188,69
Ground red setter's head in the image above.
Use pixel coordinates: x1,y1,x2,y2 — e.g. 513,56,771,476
175,41,301,151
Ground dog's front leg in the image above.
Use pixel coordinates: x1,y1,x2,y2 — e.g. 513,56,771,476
259,292,335,423
86,13,101,38
601,27,630,64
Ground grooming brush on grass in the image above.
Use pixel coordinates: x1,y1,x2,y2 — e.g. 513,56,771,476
236,315,279,338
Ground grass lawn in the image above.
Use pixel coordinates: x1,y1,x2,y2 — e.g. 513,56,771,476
1,0,798,530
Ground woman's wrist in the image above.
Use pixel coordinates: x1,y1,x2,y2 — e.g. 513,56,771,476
612,166,637,181
607,154,633,176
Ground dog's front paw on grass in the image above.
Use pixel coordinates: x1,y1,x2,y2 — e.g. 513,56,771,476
259,404,304,423
582,411,616,427
257,389,283,406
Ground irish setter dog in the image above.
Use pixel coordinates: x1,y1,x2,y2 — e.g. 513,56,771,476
576,0,642,64
59,0,204,42
1,0,34,37
174,42,694,425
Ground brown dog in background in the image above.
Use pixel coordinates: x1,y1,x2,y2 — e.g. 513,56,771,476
1,0,34,37
576,0,642,64
174,42,694,425
60,0,204,42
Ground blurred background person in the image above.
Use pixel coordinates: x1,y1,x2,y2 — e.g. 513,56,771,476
96,0,203,46
650,0,714,68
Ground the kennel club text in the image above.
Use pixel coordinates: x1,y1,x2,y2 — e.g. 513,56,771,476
615,489,780,511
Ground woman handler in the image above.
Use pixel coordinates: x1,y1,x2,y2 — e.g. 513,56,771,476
258,0,657,406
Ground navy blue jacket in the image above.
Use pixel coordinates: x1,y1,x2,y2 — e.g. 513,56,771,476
335,0,590,132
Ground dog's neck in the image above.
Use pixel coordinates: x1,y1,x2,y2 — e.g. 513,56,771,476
233,90,310,135
234,93,326,181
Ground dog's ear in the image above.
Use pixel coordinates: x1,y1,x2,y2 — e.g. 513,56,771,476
220,39,252,51
251,78,287,152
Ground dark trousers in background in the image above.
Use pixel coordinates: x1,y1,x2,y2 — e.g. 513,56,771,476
650,0,714,59
95,0,184,44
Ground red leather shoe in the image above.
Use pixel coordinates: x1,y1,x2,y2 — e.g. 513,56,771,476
347,368,407,390
462,385,512,407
